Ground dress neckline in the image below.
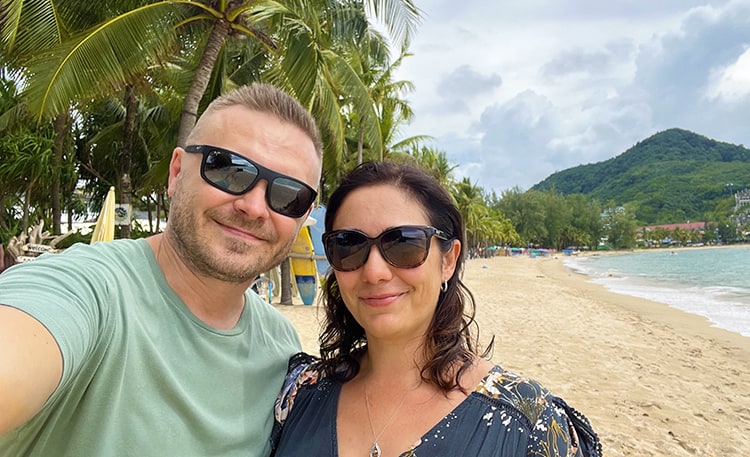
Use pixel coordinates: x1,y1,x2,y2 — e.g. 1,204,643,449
332,365,503,457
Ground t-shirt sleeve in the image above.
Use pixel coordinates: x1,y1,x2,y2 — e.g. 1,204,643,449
0,245,110,390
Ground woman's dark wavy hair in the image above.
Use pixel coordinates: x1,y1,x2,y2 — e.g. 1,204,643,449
319,161,493,393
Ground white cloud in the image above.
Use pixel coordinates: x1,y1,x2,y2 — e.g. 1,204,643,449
705,46,750,101
393,0,750,192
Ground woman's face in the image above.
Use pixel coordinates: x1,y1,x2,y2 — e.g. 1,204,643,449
330,184,459,344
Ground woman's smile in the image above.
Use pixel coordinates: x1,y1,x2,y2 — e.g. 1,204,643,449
360,291,407,307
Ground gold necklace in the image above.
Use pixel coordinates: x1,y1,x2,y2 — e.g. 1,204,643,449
363,381,409,457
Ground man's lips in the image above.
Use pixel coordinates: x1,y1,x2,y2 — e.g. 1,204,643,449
217,220,263,241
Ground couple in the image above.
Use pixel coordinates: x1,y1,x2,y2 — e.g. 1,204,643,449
0,84,598,457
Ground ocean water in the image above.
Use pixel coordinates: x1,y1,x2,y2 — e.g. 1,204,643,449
563,246,750,338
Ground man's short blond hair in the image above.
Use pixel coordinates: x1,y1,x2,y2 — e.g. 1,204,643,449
191,83,323,158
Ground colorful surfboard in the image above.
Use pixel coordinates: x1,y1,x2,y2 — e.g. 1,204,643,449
309,205,330,278
290,225,317,305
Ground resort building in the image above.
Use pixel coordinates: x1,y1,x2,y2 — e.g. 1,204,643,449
638,222,707,247
735,188,750,212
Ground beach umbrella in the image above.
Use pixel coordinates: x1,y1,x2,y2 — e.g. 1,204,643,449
90,187,116,243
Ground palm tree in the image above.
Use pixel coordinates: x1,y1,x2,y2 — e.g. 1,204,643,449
407,146,454,187
0,130,55,235
11,1,420,236
16,0,420,143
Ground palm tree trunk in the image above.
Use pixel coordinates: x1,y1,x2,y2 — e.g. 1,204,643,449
22,186,32,235
280,258,293,305
357,124,364,165
176,19,231,147
52,113,67,235
120,84,136,239
156,189,165,232
146,196,153,233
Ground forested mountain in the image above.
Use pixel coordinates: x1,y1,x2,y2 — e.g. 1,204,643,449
531,128,750,224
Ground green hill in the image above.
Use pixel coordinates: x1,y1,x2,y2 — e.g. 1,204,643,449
531,128,750,224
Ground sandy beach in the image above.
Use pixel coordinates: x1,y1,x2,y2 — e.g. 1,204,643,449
275,254,750,456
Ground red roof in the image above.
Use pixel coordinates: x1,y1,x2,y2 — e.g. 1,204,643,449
641,222,706,231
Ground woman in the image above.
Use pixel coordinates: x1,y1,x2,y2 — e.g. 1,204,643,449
272,161,600,457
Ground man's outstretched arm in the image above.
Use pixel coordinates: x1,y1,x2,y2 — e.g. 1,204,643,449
0,305,63,435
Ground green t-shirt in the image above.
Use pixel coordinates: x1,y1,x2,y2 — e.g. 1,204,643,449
0,239,301,457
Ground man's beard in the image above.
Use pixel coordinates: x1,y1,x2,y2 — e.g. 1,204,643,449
166,184,294,283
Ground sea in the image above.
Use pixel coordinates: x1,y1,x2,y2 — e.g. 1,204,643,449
563,245,750,338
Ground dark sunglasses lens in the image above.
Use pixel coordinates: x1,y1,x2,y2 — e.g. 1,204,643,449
381,227,430,268
326,232,370,271
204,150,258,194
269,178,315,217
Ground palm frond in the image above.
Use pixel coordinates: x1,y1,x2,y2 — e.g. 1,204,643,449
1,0,65,57
364,0,421,48
22,2,196,121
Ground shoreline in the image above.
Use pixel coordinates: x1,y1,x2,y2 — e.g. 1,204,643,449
275,255,750,456
564,245,750,338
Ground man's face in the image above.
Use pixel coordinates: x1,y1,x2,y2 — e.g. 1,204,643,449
165,106,321,284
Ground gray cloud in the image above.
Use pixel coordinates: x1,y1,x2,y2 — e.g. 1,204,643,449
540,39,636,79
437,65,502,99
634,1,750,142
395,0,750,192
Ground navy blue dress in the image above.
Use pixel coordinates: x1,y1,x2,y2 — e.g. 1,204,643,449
272,354,592,457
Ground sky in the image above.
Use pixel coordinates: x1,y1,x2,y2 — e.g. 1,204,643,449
390,0,750,193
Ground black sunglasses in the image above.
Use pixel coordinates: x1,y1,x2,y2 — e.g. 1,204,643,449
323,225,450,272
184,145,317,218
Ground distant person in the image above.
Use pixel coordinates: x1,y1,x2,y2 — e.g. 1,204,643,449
0,83,323,456
272,162,601,457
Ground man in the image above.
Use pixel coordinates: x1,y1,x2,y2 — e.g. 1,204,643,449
0,83,323,456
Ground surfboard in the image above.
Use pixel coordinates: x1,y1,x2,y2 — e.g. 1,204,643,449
290,225,317,305
309,205,330,279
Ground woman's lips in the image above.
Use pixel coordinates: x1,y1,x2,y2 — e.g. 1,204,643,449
361,292,404,307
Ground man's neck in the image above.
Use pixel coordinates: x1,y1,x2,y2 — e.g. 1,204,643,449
147,234,248,330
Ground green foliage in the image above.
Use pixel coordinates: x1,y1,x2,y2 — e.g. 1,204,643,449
532,128,750,224
601,204,638,249
494,188,603,250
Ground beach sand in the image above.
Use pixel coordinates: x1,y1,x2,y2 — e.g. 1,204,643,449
275,254,750,456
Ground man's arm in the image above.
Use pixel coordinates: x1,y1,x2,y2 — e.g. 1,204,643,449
0,305,63,435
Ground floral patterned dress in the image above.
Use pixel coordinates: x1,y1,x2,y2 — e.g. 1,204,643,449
271,354,599,457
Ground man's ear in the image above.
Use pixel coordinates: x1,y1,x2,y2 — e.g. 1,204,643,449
167,148,184,197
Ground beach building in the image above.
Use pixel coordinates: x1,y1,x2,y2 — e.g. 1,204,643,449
735,188,750,211
638,221,707,247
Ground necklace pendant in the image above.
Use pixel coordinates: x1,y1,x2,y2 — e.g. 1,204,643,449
369,442,381,457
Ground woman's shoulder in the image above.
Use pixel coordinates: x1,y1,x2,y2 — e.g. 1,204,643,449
475,366,552,408
474,365,602,457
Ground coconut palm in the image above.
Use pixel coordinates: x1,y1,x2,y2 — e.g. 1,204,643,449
15,0,420,144
10,0,419,236
407,146,455,187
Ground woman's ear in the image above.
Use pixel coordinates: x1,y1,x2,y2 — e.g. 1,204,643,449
441,239,461,282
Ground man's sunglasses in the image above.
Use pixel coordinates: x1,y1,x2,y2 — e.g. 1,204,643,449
323,225,450,272
184,145,317,218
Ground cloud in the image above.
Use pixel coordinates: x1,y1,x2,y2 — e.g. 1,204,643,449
705,46,750,102
633,0,750,143
395,1,750,192
436,65,502,100
431,65,502,114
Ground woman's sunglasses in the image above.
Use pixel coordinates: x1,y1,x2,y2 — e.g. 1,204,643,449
184,145,317,218
323,225,450,272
